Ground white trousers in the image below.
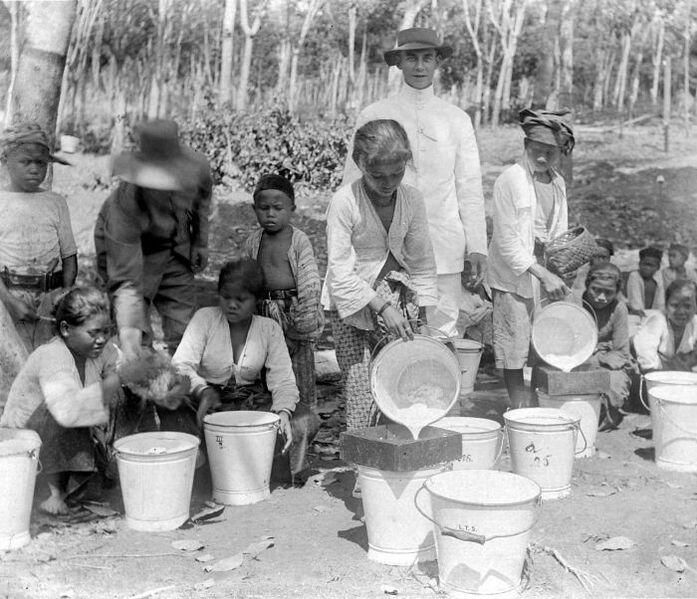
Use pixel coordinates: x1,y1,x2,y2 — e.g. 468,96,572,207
428,273,464,338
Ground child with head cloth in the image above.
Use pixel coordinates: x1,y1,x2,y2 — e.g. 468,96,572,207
634,279,697,373
242,174,324,407
580,263,635,430
322,119,438,430
0,123,77,353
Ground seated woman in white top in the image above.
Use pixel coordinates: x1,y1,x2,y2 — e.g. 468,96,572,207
0,287,145,515
321,119,438,430
172,259,318,480
633,279,697,372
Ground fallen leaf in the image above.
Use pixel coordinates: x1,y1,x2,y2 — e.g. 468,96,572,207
381,584,399,595
172,539,204,551
82,503,119,518
587,489,616,497
204,553,244,572
683,520,697,530
671,540,690,547
313,505,331,513
193,579,215,591
595,451,611,459
595,536,636,551
243,539,274,558
661,555,688,572
195,554,215,563
191,504,225,524
664,481,683,489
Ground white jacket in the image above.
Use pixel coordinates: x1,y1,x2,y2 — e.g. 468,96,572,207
342,85,486,275
487,160,567,298
633,311,697,371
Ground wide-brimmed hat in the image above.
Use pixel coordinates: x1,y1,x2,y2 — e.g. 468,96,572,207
112,120,198,191
0,122,71,165
384,28,452,67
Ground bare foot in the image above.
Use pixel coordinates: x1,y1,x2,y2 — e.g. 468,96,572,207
39,494,69,516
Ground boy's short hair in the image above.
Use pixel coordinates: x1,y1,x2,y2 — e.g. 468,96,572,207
639,246,662,263
253,174,295,205
595,238,614,256
669,243,689,260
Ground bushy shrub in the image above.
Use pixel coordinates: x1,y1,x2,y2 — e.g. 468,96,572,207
179,105,352,192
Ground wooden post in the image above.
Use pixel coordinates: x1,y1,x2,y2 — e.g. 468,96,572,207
663,57,671,153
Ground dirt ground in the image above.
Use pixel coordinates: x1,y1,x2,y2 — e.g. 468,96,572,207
2,123,697,598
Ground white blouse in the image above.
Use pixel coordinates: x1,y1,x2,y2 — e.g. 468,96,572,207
0,337,115,429
321,181,437,322
172,308,298,414
633,312,697,371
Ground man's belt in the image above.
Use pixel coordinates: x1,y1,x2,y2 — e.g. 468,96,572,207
1,268,63,292
265,288,298,300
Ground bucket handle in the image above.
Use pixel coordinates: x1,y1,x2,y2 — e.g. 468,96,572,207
414,485,539,545
639,375,652,413
503,421,588,456
573,423,589,456
493,429,505,465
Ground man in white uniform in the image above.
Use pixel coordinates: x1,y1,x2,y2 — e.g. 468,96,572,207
343,28,487,337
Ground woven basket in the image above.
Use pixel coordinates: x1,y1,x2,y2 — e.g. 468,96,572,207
545,226,601,277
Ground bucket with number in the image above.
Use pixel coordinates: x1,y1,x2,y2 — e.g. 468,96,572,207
504,408,584,500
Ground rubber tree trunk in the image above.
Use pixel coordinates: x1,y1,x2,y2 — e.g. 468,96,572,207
11,0,77,145
219,0,237,105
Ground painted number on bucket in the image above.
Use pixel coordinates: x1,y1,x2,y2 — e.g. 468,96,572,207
461,455,473,463
525,443,550,466
215,435,223,448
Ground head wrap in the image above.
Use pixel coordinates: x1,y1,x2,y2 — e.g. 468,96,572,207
519,109,575,155
586,262,622,290
0,122,69,165
253,174,295,205
639,246,663,263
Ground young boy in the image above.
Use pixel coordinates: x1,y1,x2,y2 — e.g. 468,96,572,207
626,246,664,317
662,243,697,288
0,123,77,353
243,174,324,406
581,262,634,430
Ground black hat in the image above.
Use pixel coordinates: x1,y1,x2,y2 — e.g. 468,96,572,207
112,119,199,191
253,174,295,204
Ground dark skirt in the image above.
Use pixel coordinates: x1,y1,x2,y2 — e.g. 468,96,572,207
25,405,95,476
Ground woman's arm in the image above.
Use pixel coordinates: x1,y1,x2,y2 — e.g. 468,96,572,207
325,191,378,316
171,310,213,394
263,321,299,414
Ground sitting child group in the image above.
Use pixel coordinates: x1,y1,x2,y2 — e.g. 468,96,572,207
1,27,695,516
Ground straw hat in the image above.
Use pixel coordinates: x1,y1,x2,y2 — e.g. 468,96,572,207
383,28,453,67
112,120,199,191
